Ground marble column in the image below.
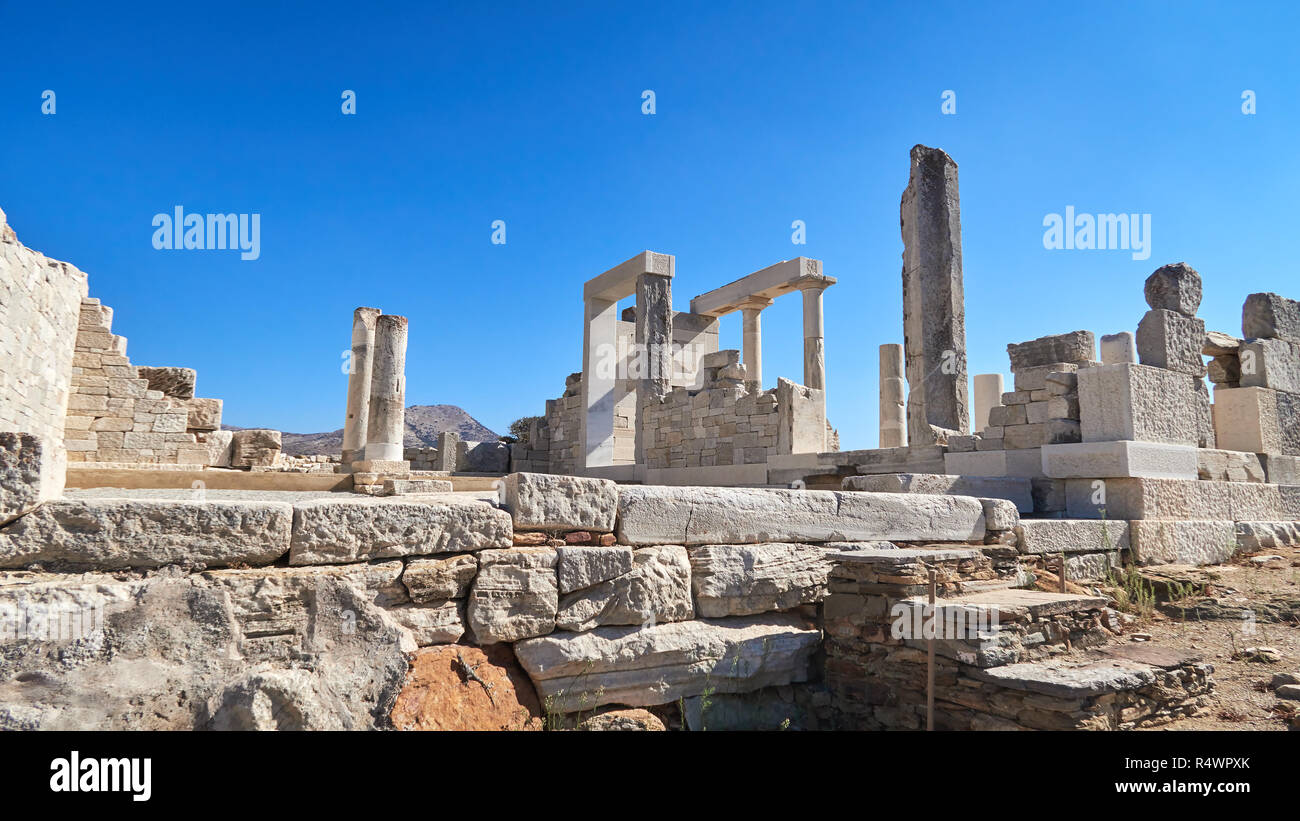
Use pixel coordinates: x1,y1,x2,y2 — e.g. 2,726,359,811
798,281,828,391
581,296,618,469
973,373,1004,434
342,307,381,464
879,344,906,448
900,144,968,444
363,314,408,462
740,296,772,392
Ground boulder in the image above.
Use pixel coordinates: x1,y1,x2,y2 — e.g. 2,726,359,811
0,499,292,569
503,472,618,532
288,497,511,565
579,708,666,731
689,543,842,617
555,545,693,631
389,645,542,731
1144,262,1202,317
514,614,821,713
466,547,558,644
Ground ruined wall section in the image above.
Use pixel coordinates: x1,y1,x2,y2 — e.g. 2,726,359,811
64,298,226,465
0,208,89,506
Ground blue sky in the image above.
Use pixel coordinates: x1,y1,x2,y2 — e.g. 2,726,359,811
3,1,1298,448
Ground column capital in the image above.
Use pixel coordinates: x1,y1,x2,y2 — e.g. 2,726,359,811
738,296,775,312
793,275,836,293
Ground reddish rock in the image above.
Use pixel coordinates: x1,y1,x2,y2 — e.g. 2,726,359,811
597,533,617,546
512,531,548,546
390,645,543,731
564,531,594,545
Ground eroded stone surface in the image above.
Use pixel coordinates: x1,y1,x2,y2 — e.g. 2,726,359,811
288,497,511,565
689,542,841,617
556,545,692,631
616,486,985,546
402,553,478,602
466,547,558,644
514,614,820,712
503,472,618,532
0,498,292,569
389,645,542,731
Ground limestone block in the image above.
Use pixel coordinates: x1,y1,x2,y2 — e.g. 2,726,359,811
385,601,465,646
1077,364,1200,445
981,498,1020,532
185,397,222,431
1207,355,1240,386
1197,449,1267,483
1242,292,1300,341
841,472,1031,512
230,428,281,468
1136,309,1206,376
1066,551,1121,582
1260,454,1300,485
1235,521,1300,551
0,499,292,569
1007,332,1095,371
615,486,985,546
0,432,60,525
944,448,1045,478
1014,518,1130,554
689,542,847,617
466,547,558,644
1013,362,1079,392
1065,477,1282,521
136,366,197,399
1100,332,1136,365
503,472,618,532
1144,262,1202,316
288,497,512,565
556,545,634,594
1041,441,1199,480
513,614,820,712
1128,520,1238,566
383,479,454,495
1212,386,1291,455
555,545,693,631
198,430,234,467
1239,337,1300,393
1204,331,1242,357
402,553,478,602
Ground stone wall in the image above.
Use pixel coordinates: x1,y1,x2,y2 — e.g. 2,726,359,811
64,297,220,465
0,208,88,507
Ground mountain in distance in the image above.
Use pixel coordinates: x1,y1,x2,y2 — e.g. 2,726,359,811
226,404,501,456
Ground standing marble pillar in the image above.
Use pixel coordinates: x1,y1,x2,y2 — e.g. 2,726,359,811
900,144,968,444
363,314,408,462
798,280,828,391
973,373,1004,434
342,307,381,464
740,297,772,392
879,343,906,448
634,271,673,464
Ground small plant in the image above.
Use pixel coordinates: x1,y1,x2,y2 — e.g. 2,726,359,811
1107,566,1156,620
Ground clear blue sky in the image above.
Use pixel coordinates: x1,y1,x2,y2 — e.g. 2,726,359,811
4,1,1298,448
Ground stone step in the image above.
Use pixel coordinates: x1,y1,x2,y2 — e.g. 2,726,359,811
897,587,1109,622
1016,518,1130,554
616,486,987,546
841,473,1032,513
1064,477,1286,521
971,644,1208,702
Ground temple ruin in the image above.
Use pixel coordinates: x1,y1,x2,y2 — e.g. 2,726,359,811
2,142,1298,731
